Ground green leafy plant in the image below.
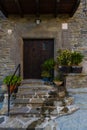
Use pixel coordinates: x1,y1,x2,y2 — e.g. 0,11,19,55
3,75,22,86
53,71,64,86
41,58,55,78
71,51,84,65
54,72,64,82
56,49,71,66
41,71,51,78
42,58,55,71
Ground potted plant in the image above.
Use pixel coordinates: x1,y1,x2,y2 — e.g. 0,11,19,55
56,49,71,73
53,71,64,86
3,75,22,93
41,71,51,82
53,76,63,86
41,58,55,82
71,51,84,73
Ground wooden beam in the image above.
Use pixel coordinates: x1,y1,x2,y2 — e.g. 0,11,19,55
0,1,8,17
54,0,60,17
70,0,80,17
15,0,23,17
54,0,58,17
36,0,40,17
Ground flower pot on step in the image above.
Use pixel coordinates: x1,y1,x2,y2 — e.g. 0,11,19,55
54,81,63,86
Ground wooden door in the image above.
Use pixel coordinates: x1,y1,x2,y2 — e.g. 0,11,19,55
23,39,54,79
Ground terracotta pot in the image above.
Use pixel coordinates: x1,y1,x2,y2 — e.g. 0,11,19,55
1,84,16,94
10,85,16,93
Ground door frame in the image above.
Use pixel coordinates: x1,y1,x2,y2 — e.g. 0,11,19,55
20,31,60,79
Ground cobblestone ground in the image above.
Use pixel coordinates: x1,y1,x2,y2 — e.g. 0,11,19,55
56,88,87,130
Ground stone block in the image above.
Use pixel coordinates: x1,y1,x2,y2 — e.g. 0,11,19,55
66,74,87,88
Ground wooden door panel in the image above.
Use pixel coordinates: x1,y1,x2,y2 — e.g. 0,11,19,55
23,39,54,79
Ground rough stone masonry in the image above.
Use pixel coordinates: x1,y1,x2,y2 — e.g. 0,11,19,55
0,0,87,84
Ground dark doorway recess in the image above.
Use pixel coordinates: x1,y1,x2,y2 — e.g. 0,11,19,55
23,39,54,79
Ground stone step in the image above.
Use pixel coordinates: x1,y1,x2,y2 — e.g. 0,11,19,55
16,90,57,99
21,79,44,85
16,94,46,99
18,89,49,93
9,80,58,117
16,94,33,98
14,97,58,107
17,91,35,96
13,97,59,109
16,85,58,100
15,97,57,101
10,106,41,116
14,98,44,104
17,91,49,96
14,99,29,104
10,106,30,115
9,106,56,116
18,84,52,92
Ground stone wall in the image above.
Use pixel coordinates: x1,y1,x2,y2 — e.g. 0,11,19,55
0,0,87,83
65,74,87,88
0,20,21,83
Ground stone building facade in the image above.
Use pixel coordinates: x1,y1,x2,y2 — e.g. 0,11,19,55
0,0,87,83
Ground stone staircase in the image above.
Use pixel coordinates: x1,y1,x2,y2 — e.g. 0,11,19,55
9,79,59,117
0,80,75,129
